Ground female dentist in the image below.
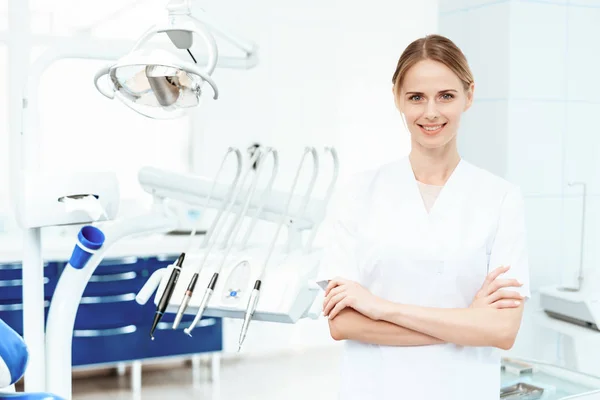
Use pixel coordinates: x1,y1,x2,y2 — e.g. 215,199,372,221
319,34,530,399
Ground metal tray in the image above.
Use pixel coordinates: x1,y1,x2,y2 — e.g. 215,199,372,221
500,382,544,399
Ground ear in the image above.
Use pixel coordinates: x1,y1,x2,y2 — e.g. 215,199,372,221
464,83,475,111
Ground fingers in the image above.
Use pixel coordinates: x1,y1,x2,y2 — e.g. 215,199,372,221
486,278,523,296
323,292,346,317
323,283,347,315
482,265,510,288
325,277,348,296
328,297,351,320
323,285,344,308
490,299,522,309
487,290,524,305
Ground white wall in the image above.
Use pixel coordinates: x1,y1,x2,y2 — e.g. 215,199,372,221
187,0,439,354
439,0,600,375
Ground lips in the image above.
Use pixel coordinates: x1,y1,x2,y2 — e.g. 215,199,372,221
418,123,447,136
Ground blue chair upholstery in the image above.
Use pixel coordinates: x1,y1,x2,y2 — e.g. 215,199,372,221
0,394,64,400
0,318,64,400
0,319,27,389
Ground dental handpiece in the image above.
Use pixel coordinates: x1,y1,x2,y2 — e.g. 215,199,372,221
186,147,242,254
238,148,312,352
286,147,318,253
304,147,339,253
238,150,280,250
172,273,198,329
172,148,243,329
184,149,278,336
150,252,185,340
238,280,261,352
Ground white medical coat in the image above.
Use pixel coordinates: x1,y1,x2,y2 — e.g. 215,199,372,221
317,156,531,400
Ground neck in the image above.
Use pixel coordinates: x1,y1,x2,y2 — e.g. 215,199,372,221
409,140,460,186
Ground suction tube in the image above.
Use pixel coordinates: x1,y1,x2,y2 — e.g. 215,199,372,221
68,226,105,269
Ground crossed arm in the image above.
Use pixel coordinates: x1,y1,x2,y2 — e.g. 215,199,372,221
324,266,526,350
328,308,445,346
329,303,524,350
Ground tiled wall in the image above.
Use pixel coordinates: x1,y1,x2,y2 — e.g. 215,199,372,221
439,0,600,370
440,0,600,291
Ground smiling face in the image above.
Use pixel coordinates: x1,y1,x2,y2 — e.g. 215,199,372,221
395,59,474,151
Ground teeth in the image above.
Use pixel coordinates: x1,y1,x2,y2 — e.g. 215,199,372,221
423,125,443,131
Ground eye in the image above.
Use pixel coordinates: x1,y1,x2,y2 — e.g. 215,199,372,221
440,93,454,100
409,94,422,102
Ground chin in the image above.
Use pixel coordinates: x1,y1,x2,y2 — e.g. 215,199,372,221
415,136,451,149
412,130,456,150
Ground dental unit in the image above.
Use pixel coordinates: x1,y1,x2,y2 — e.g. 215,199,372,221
136,146,339,339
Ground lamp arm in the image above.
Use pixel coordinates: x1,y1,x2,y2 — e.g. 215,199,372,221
166,0,257,55
167,0,193,15
191,10,258,55
128,23,161,55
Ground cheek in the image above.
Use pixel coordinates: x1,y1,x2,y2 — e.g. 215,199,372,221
440,105,464,124
403,107,422,124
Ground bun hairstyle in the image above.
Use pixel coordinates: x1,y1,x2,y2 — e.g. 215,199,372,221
392,34,474,94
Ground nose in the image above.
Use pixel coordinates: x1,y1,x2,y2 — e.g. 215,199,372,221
424,100,439,120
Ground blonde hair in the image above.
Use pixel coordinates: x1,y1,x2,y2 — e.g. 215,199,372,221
392,34,474,94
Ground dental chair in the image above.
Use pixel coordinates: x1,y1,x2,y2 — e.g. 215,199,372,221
0,319,63,400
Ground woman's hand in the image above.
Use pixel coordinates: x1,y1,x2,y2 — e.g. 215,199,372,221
470,265,524,309
323,278,389,320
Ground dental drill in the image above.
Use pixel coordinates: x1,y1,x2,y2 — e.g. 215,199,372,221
237,147,316,352
150,252,185,339
171,147,243,329
172,148,259,330
184,148,279,336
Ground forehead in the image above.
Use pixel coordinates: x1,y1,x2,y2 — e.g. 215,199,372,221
401,59,463,93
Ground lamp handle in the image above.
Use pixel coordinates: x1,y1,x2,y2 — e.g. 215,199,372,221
178,63,219,100
94,65,115,99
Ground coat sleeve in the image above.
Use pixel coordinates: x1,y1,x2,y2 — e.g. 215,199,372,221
487,185,531,298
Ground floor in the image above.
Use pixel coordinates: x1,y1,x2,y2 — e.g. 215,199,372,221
71,346,343,400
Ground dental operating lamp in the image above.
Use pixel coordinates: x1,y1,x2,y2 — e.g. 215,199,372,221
94,0,258,119
13,0,258,397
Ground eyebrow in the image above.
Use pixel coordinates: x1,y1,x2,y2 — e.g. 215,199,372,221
405,89,458,95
